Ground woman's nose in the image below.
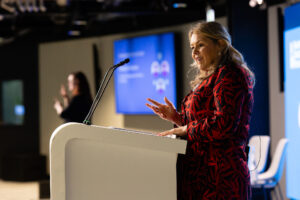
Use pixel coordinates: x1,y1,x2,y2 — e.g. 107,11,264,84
194,47,200,52
193,49,199,57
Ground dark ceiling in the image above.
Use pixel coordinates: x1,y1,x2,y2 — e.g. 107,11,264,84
0,0,286,42
0,0,228,41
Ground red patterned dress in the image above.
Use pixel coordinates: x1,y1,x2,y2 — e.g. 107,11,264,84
177,64,254,200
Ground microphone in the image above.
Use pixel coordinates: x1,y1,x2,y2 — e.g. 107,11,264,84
113,58,130,68
83,58,130,125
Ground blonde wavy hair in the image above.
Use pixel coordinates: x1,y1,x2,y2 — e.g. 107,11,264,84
188,21,254,88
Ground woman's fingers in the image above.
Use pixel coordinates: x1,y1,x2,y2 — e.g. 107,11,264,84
164,97,175,109
146,103,162,115
146,98,164,113
145,103,157,112
147,97,173,109
158,129,174,136
60,85,67,96
158,126,187,137
54,98,60,104
147,98,163,107
146,98,173,120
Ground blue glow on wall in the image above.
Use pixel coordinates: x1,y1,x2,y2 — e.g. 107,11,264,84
284,2,300,199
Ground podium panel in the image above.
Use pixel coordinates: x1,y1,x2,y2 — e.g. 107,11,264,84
50,123,187,200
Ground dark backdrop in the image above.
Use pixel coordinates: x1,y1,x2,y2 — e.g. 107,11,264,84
0,37,39,178
228,0,270,138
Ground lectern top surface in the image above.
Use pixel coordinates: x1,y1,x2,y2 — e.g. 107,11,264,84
107,126,176,139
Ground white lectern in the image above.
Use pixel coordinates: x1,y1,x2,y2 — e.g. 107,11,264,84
50,123,187,200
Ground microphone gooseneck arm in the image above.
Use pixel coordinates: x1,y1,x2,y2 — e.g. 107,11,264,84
83,58,130,125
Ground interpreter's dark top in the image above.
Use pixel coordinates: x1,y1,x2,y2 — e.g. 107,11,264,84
60,94,92,123
177,64,254,200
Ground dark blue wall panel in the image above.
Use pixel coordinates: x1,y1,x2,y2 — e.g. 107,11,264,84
229,0,270,138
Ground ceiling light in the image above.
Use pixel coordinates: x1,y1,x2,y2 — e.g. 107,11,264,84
249,0,257,7
1,0,46,13
249,0,264,7
172,3,187,8
257,0,264,5
1,0,16,13
73,20,88,26
206,5,215,22
68,30,81,36
56,0,68,7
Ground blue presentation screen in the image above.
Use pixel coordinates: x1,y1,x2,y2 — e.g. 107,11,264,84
284,2,300,199
114,32,176,114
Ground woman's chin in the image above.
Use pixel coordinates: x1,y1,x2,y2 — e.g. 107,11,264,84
196,63,203,69
198,65,208,71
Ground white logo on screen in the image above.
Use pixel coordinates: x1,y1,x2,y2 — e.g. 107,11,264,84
152,78,169,93
289,40,300,69
151,60,170,77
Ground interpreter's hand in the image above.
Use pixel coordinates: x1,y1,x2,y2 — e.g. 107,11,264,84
53,98,63,115
158,125,187,137
146,97,182,126
60,84,68,98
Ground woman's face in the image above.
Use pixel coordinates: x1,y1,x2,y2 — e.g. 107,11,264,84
190,33,221,71
67,74,76,92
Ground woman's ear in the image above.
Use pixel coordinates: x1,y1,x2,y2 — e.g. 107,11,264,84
217,39,226,50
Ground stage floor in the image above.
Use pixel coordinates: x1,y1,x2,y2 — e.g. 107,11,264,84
0,179,49,200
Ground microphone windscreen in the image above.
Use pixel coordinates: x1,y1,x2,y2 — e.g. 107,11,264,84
124,58,130,63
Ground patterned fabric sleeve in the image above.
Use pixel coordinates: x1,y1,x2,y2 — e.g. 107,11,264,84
180,106,186,126
172,110,185,129
186,67,248,142
180,91,191,126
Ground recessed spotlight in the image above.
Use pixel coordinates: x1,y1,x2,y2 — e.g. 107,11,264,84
257,0,264,5
73,20,87,26
173,3,187,8
249,0,257,7
206,5,215,22
68,30,81,36
56,0,68,7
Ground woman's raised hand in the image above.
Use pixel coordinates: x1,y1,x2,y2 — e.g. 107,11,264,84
53,98,63,115
146,97,182,126
60,84,67,98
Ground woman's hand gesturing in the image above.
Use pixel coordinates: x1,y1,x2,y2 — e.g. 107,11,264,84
146,97,182,127
158,125,187,137
60,84,68,98
53,98,63,115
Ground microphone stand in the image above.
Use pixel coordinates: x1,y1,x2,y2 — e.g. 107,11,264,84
83,58,129,125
